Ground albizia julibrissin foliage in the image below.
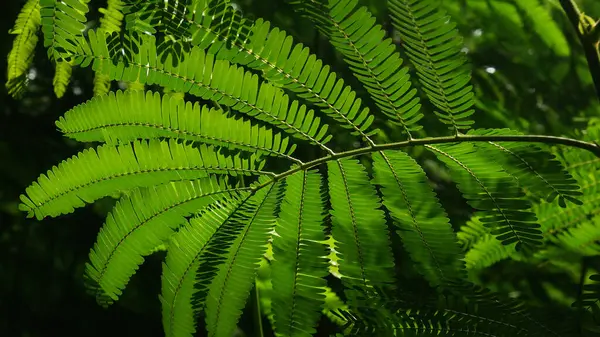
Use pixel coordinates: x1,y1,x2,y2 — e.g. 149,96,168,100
8,0,600,336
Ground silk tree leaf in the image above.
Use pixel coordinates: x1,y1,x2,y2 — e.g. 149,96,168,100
19,139,266,219
160,196,248,337
57,90,298,161
372,150,466,287
389,0,475,133
271,170,328,337
85,178,245,306
327,158,395,291
6,0,41,98
429,143,541,251
201,180,284,337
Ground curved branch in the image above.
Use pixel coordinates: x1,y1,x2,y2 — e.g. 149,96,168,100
558,0,600,100
252,133,600,190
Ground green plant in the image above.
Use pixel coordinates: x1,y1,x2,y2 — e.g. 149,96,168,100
7,0,600,336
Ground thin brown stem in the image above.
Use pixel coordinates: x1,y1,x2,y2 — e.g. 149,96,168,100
558,0,600,100
253,133,600,190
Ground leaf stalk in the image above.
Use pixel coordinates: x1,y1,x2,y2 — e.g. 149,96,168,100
253,133,600,190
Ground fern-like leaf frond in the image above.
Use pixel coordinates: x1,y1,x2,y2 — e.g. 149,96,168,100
429,143,541,250
72,31,334,152
468,129,582,207
99,0,124,33
19,139,266,219
536,132,600,241
389,0,475,133
271,170,328,337
57,90,298,162
458,217,512,271
372,150,465,286
160,196,247,337
85,178,242,306
290,0,423,138
40,0,89,60
53,60,73,98
94,0,125,95
165,0,379,141
123,0,190,38
341,286,547,337
538,179,600,241
327,159,395,290
6,0,41,97
554,216,600,256
203,180,283,337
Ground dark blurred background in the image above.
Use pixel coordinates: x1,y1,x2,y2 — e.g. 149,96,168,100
1,0,600,336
